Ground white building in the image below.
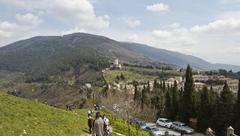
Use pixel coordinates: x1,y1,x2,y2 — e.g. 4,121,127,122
110,58,122,69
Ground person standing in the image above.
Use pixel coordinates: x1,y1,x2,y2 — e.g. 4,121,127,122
103,115,110,135
93,112,104,136
88,115,94,134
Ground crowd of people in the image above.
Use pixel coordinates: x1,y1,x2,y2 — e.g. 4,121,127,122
88,110,110,136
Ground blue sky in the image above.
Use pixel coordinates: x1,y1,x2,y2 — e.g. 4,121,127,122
0,0,240,65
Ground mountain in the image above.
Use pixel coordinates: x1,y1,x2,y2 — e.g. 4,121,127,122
121,42,240,72
0,33,239,73
0,33,169,74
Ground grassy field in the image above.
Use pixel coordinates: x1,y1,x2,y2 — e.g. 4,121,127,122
0,92,150,136
103,69,158,84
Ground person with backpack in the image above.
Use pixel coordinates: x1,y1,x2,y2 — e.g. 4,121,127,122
102,114,110,136
88,115,94,134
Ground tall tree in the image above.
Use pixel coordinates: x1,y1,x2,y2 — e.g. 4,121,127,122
197,86,211,132
141,86,147,110
213,82,234,136
180,65,195,123
147,81,151,93
234,79,240,135
208,86,218,128
165,90,172,118
162,81,166,92
133,81,140,102
171,80,179,120
153,79,158,89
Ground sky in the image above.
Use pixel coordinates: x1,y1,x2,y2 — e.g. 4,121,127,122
0,0,240,65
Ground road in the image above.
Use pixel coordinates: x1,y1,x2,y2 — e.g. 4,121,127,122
146,123,204,136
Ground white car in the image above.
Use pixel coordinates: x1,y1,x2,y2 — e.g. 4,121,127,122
171,121,194,134
144,126,162,136
156,118,173,128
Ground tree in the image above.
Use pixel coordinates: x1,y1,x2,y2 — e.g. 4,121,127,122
162,81,166,92
133,81,140,102
165,90,172,118
208,86,218,128
180,65,195,123
151,95,161,109
153,79,158,89
234,79,240,135
197,86,211,132
120,73,125,80
146,81,151,93
171,80,179,120
141,86,147,110
213,82,234,136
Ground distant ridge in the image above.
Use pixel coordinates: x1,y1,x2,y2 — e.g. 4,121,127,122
0,32,239,72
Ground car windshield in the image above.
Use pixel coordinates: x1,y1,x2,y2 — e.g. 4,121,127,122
139,122,146,126
165,119,171,122
181,124,187,127
152,128,159,131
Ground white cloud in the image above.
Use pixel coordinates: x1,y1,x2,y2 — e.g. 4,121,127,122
164,23,181,29
16,13,43,26
221,0,240,4
124,18,141,28
128,34,139,42
0,0,110,46
0,21,17,30
61,27,86,35
146,3,169,12
53,0,110,30
152,30,171,38
0,0,26,8
0,21,18,38
190,18,240,33
216,11,240,19
153,31,196,46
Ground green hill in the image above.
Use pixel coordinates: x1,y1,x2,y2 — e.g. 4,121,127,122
0,92,150,136
0,92,88,136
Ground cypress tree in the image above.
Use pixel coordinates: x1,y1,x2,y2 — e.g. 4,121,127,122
147,81,151,93
180,65,195,123
153,79,158,89
178,87,184,120
162,81,166,92
197,86,211,132
133,81,139,102
165,90,172,118
213,82,234,136
171,80,179,120
234,79,240,135
141,86,147,110
208,86,218,128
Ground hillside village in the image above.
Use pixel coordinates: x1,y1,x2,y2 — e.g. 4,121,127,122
103,59,239,95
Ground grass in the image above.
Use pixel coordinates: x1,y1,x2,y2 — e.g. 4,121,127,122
103,69,158,84
0,92,150,136
0,92,88,136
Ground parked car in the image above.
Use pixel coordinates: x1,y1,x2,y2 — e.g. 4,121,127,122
156,118,172,128
144,126,161,136
129,117,140,124
129,117,146,129
137,121,147,129
171,121,194,134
